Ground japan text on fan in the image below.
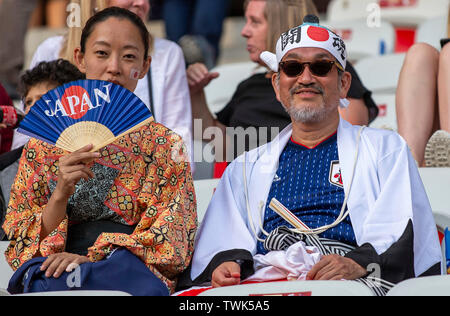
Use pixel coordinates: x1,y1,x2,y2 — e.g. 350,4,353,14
18,79,154,152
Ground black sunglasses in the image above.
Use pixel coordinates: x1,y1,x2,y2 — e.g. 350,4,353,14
279,60,344,78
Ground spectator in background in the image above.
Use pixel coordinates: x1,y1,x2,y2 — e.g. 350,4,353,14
12,0,194,171
0,84,14,155
29,0,69,29
187,0,378,162
0,0,38,100
0,59,85,241
162,0,230,68
396,9,450,167
312,0,332,13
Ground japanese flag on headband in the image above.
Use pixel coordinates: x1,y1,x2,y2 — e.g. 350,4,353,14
260,15,347,72
260,15,349,108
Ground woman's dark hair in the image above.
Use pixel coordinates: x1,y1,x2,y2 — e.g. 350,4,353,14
80,6,150,60
19,59,85,99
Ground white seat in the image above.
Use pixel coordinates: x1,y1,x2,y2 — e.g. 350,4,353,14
0,241,13,291
194,179,220,224
415,15,448,49
387,275,450,296
204,62,264,114
369,93,397,131
418,168,450,217
327,0,449,28
323,19,395,62
354,53,405,94
198,280,374,296
327,0,374,22
15,290,131,296
418,167,450,274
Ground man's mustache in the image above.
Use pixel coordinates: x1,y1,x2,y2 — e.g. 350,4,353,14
290,84,324,96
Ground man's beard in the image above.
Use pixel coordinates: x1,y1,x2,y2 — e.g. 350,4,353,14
281,84,335,124
284,103,330,123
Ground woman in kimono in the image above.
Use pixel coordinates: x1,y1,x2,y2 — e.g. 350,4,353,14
14,0,194,171
3,7,197,295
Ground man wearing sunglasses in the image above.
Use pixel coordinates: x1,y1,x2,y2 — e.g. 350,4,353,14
184,16,442,296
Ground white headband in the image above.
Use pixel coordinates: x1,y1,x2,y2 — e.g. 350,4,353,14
260,16,350,108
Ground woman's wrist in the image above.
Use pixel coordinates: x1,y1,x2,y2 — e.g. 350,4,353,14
51,185,71,204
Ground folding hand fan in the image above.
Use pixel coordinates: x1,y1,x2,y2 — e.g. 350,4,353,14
18,79,153,152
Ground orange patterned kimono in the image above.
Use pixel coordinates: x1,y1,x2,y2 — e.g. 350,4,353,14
2,122,197,293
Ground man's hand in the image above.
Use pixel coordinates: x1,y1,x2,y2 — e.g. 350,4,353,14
306,254,367,281
40,252,90,278
186,63,219,94
211,261,241,288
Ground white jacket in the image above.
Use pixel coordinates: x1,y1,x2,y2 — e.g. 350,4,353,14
191,118,442,280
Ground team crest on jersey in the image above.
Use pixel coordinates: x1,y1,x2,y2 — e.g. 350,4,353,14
329,160,343,188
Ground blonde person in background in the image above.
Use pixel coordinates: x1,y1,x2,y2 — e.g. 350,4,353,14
12,0,194,171
187,0,378,161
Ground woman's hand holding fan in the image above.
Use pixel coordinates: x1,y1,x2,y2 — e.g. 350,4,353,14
54,144,100,200
39,144,100,240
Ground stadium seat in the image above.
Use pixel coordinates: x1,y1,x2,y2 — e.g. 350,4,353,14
418,168,450,217
204,62,264,114
0,241,13,291
15,290,131,296
369,93,397,131
354,53,405,94
323,19,395,62
415,15,448,49
198,280,374,296
327,0,449,28
418,167,450,271
193,140,215,180
194,179,220,224
387,275,450,296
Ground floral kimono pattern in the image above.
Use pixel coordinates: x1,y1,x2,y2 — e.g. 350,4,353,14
2,122,197,293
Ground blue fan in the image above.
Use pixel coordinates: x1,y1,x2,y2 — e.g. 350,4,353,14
18,79,153,152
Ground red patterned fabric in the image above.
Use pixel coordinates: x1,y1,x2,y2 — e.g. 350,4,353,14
2,121,197,293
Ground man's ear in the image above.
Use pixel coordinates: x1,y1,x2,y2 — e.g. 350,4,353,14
139,56,151,79
271,72,282,103
339,71,352,99
73,47,86,74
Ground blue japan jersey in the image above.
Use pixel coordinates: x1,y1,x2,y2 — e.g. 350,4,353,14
257,132,357,254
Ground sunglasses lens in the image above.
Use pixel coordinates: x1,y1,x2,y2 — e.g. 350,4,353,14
281,61,304,77
310,61,334,76
280,61,335,77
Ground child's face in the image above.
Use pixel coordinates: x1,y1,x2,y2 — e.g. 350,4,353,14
24,81,57,114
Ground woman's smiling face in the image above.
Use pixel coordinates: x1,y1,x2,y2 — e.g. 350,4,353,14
74,16,150,92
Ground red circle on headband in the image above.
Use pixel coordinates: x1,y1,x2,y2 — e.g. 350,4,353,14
307,26,329,42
